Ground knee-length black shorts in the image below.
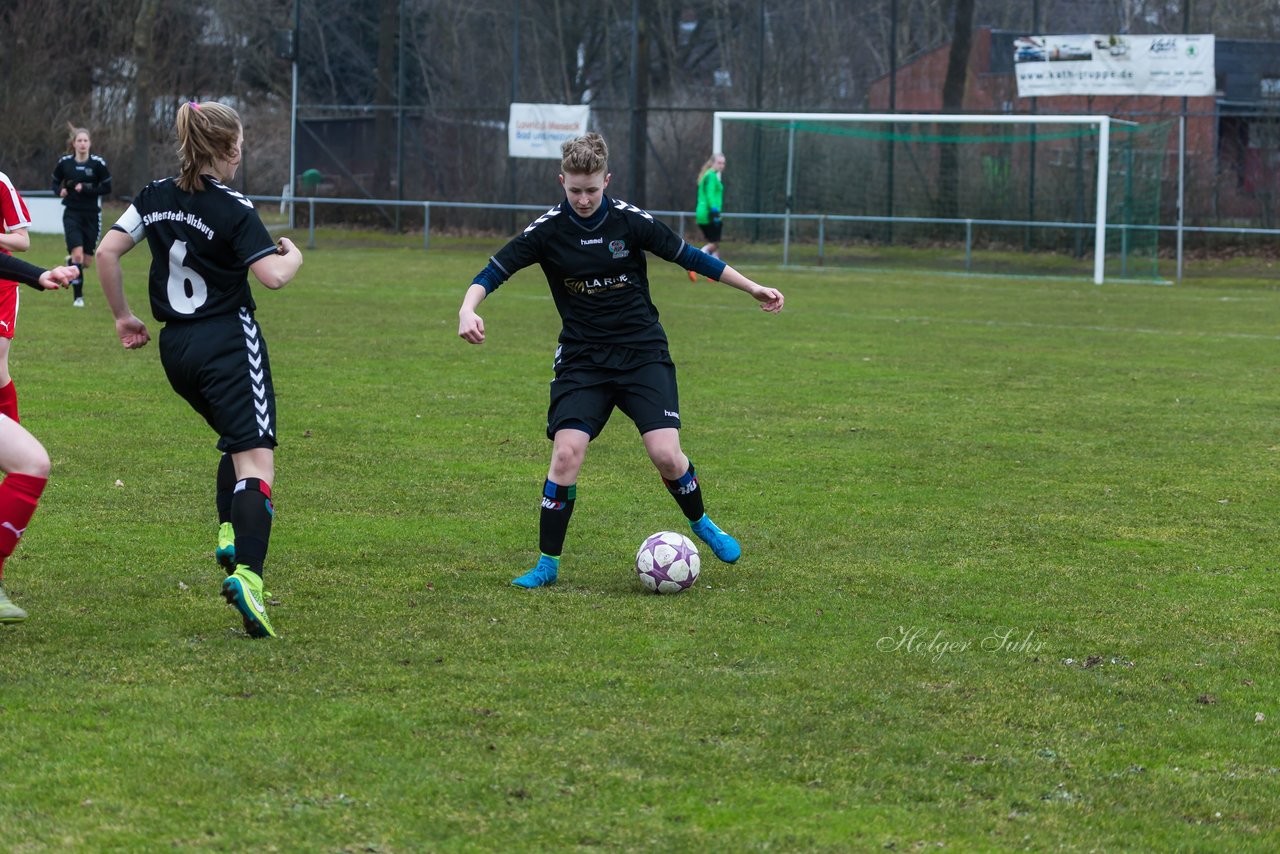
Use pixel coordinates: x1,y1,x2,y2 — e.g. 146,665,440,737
546,348,681,440
63,209,101,255
159,308,278,453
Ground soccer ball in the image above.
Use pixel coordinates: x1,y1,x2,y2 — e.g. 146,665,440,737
635,531,701,594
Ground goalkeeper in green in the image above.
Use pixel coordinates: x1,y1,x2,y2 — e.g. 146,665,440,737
690,152,726,280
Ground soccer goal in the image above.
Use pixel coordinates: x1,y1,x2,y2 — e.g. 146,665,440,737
713,111,1173,284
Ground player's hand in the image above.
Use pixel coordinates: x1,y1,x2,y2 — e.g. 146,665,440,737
39,265,79,290
458,309,485,344
276,237,300,257
751,286,784,314
74,183,84,193
116,315,151,350
59,188,68,198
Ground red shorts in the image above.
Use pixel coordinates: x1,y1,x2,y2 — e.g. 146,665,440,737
0,283,17,340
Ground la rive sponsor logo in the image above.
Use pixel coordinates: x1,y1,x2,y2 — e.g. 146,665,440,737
609,239,629,259
563,273,631,294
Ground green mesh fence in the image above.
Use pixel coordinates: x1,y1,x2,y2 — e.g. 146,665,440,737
719,117,1174,280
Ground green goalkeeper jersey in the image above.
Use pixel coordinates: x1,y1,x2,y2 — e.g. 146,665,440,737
695,169,723,225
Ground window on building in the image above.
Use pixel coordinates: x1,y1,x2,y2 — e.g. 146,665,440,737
1262,77,1280,99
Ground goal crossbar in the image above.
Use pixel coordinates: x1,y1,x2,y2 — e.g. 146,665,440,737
713,112,1114,284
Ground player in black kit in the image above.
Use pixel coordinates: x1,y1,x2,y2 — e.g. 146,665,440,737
458,133,784,588
95,101,303,637
50,125,111,306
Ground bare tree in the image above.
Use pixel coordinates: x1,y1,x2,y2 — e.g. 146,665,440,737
938,0,976,219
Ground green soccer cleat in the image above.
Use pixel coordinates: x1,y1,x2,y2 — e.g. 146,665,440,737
0,587,28,624
221,566,277,638
215,522,236,573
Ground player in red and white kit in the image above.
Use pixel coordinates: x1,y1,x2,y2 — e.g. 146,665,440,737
0,252,77,623
0,169,49,424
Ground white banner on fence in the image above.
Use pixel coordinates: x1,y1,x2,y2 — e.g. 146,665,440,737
1014,34,1215,97
508,103,591,159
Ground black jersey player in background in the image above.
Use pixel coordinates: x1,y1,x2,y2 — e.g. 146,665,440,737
458,133,784,588
96,101,303,637
50,125,111,306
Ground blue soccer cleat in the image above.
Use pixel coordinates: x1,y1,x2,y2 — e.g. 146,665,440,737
690,514,741,563
512,555,559,588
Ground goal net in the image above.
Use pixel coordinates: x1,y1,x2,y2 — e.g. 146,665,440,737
713,112,1174,283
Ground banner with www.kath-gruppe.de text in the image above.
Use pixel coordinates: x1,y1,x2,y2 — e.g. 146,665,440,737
1014,34,1214,97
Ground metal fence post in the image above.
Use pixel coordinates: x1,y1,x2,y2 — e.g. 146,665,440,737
965,219,973,272
423,202,431,251
818,215,826,267
308,198,316,249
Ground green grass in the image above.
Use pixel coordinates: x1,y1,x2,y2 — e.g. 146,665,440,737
3,231,1280,851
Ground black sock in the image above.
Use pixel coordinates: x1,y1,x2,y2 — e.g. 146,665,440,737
230,478,273,577
538,480,576,557
72,263,84,298
663,463,705,522
216,453,235,524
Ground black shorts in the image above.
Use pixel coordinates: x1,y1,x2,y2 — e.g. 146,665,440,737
63,209,102,255
698,221,722,243
159,309,278,453
546,347,681,440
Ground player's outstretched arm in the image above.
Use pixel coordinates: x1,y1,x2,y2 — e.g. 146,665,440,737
38,266,78,291
0,255,76,292
249,237,303,289
458,283,488,345
96,229,151,350
717,264,785,314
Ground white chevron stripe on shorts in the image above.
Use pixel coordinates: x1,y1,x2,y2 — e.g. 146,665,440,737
239,307,274,438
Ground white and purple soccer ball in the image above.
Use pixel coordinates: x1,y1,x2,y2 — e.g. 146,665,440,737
635,531,701,594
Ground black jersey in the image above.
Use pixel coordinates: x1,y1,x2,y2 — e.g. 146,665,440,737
490,196,688,353
51,154,112,212
111,176,277,323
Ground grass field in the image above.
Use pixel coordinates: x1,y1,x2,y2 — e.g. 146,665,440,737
3,229,1279,851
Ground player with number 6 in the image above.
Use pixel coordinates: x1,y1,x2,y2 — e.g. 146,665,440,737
96,100,302,638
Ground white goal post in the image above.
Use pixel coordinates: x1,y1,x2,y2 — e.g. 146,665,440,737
713,111,1114,284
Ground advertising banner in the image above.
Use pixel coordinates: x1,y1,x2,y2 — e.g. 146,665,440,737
508,103,591,159
1014,34,1215,97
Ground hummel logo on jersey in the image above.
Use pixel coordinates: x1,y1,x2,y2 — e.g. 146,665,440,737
580,237,603,245
664,410,679,419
